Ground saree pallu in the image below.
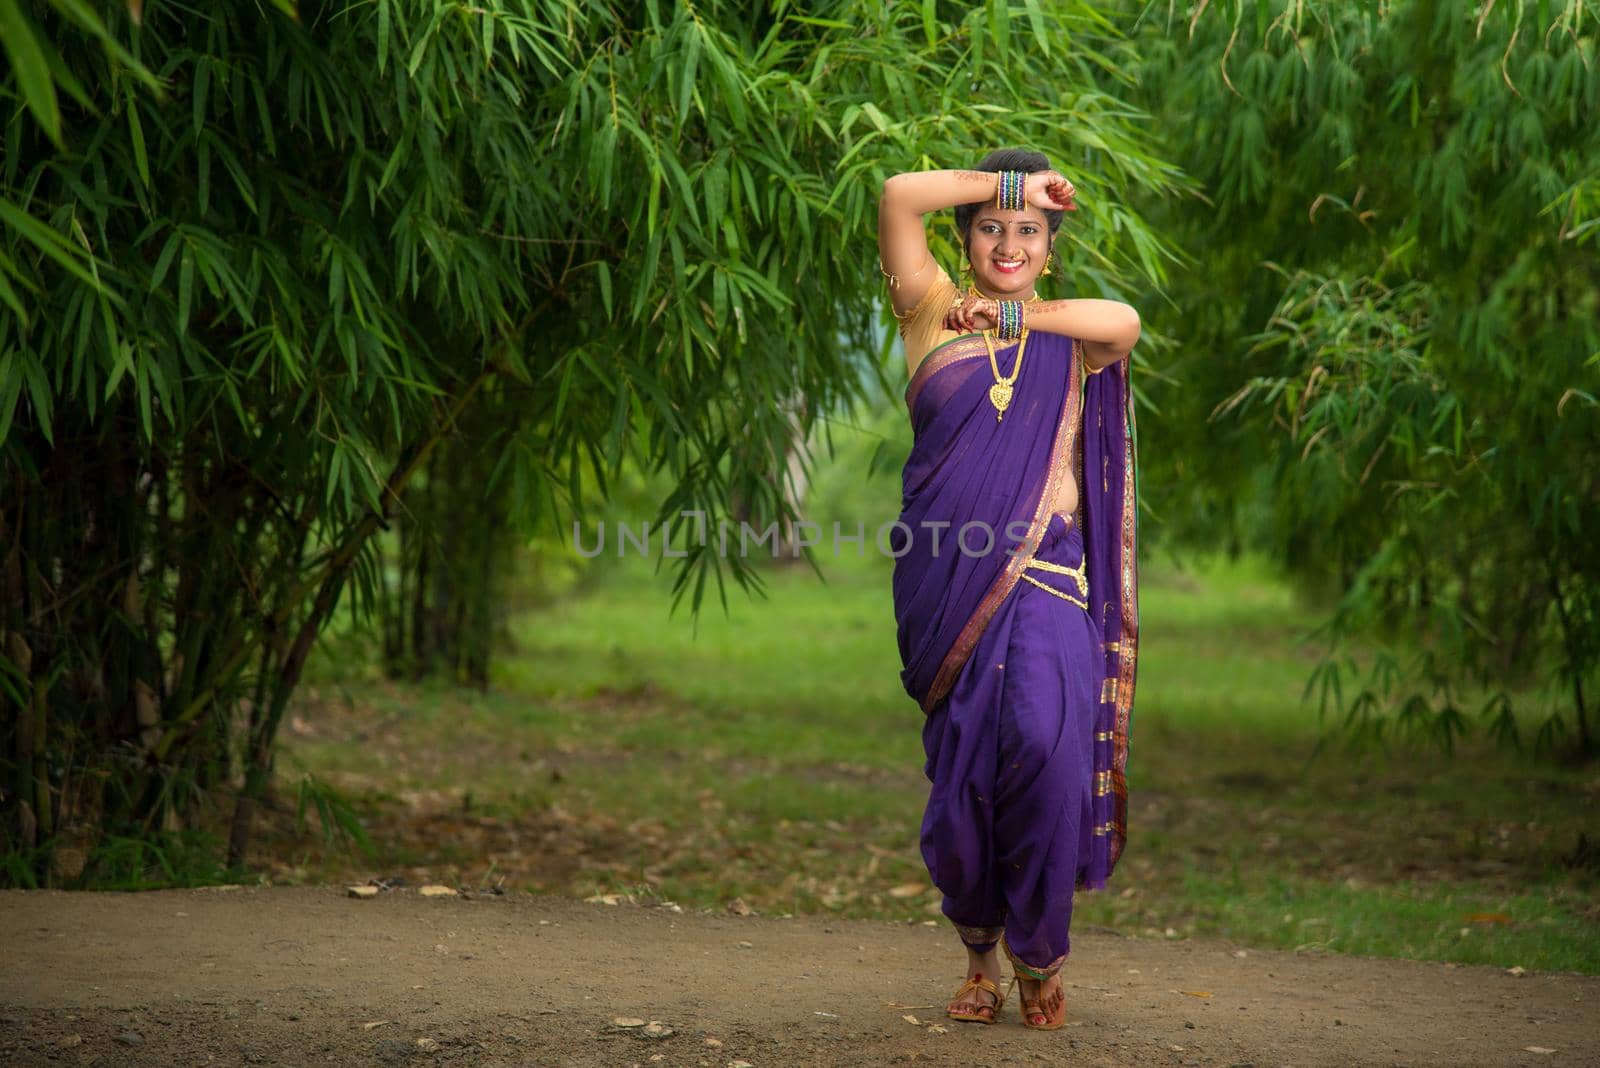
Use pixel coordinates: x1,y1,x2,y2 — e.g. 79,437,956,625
891,329,1138,975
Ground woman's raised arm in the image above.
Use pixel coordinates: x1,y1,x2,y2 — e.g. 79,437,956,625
878,171,999,316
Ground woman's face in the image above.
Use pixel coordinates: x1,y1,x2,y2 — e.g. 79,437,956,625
966,207,1052,299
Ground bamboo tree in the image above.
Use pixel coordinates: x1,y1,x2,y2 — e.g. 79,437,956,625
1,1,1178,882
1122,0,1600,755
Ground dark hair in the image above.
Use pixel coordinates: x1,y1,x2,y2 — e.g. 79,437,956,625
953,147,1064,254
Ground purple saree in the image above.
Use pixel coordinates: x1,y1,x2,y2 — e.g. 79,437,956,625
891,329,1139,978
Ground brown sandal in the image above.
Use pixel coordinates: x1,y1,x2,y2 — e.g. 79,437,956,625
1017,972,1067,1031
945,971,1008,1025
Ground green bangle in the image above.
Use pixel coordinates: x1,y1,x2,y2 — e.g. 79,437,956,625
997,299,1023,341
996,171,1026,212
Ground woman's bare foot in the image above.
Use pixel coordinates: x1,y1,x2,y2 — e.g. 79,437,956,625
946,945,1006,1022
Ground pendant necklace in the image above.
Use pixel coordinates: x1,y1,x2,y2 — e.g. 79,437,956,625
967,284,1036,423
983,326,1029,422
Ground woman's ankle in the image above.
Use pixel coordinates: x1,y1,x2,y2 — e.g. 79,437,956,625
964,947,1003,979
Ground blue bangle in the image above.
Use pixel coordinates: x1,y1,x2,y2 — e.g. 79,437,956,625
996,170,1026,212
997,300,1023,341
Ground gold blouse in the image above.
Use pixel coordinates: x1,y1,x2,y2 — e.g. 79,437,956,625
893,261,966,377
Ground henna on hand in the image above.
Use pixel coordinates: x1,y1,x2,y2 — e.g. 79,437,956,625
1028,171,1078,212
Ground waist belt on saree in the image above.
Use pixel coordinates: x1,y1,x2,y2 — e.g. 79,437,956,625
1019,555,1089,611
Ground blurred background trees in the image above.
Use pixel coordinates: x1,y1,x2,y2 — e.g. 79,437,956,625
1123,0,1599,756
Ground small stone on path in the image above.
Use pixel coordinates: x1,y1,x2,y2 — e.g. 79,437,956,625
374,1038,413,1064
347,885,379,899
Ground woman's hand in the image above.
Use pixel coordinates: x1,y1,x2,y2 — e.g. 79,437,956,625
943,295,999,334
1027,170,1077,212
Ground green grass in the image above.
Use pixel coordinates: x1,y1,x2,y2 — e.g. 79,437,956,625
280,538,1600,976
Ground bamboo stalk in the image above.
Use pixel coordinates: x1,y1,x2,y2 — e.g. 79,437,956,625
225,367,494,867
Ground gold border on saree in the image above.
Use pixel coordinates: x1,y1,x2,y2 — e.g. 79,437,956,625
921,336,1085,714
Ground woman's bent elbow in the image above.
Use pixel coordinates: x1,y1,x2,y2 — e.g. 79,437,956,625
1121,305,1142,348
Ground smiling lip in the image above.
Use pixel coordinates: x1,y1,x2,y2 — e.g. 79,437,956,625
992,259,1025,273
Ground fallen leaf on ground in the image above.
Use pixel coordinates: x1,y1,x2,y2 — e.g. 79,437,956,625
641,1021,674,1038
901,1014,921,1025
888,882,926,898
1463,912,1512,924
360,1021,391,1031
1506,966,1528,976
346,886,379,899
584,894,622,906
1523,1048,1556,1055
613,1017,646,1028
1179,991,1213,998
927,1024,947,1034
418,885,458,898
414,1037,440,1052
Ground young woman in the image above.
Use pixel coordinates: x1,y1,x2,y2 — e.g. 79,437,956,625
878,149,1141,1030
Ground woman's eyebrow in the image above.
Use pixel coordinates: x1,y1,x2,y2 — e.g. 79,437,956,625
973,214,1038,227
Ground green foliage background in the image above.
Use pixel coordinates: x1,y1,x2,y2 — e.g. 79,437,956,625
0,0,1596,887
1124,0,1599,755
0,0,1176,881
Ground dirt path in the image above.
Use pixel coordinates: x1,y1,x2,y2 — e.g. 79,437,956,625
1,887,1595,1067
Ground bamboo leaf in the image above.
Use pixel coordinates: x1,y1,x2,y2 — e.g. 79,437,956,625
126,88,150,190
0,0,62,145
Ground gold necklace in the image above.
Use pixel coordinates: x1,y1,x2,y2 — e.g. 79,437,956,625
983,326,1029,422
